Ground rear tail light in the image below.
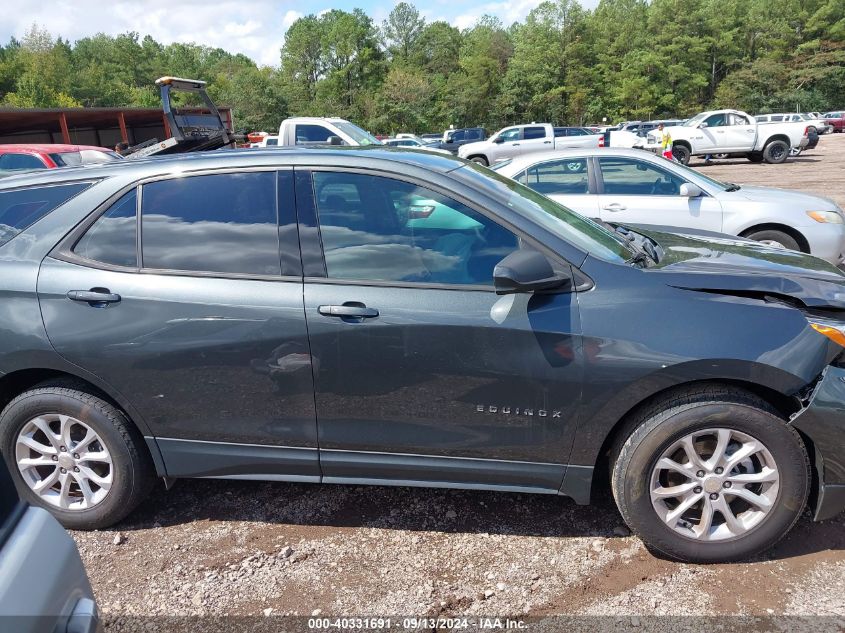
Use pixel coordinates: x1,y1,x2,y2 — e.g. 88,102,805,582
804,126,810,137
598,134,605,148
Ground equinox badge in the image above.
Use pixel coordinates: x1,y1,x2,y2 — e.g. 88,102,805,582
476,404,562,418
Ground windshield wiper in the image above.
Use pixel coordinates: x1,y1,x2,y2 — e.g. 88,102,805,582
625,251,650,266
724,183,741,192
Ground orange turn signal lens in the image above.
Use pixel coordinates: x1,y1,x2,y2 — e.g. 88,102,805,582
810,322,845,347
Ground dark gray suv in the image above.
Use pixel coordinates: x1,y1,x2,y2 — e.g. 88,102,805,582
0,147,843,563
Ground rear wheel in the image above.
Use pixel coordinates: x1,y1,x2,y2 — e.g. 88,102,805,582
0,387,154,529
469,156,488,167
743,229,801,252
763,140,790,164
612,385,810,563
671,144,690,165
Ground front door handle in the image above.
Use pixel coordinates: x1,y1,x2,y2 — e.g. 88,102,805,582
67,289,121,305
318,304,379,318
602,203,627,212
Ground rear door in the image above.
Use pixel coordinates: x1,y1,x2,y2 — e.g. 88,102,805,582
518,126,553,155
512,156,599,220
722,113,757,151
298,168,581,491
37,169,319,480
596,156,723,232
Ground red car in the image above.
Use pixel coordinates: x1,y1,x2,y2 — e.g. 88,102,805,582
0,144,122,172
823,112,845,133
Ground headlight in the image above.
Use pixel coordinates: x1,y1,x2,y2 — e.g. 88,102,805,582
806,210,844,224
808,317,845,347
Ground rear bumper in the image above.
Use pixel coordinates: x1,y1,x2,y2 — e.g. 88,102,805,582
790,365,845,521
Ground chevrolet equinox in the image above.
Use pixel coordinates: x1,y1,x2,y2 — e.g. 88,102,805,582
0,148,843,563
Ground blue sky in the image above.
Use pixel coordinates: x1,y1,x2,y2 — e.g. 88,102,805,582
1,0,600,67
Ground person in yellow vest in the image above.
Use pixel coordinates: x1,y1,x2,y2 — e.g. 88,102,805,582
656,123,673,160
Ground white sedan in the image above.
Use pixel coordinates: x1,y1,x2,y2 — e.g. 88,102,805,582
493,148,845,264
384,138,451,154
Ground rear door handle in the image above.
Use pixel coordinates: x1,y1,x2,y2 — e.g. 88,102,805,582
602,203,627,212
318,304,379,318
67,289,121,305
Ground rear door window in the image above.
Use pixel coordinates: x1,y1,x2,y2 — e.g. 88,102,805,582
0,182,93,247
141,172,282,276
518,158,590,195
73,189,137,267
523,127,547,140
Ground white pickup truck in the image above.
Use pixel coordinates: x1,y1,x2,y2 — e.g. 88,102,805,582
457,124,599,166
276,117,382,146
645,109,809,165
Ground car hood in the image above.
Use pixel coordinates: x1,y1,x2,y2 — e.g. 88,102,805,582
627,225,845,309
718,184,840,210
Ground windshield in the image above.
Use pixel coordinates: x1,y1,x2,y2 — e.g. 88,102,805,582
334,121,382,146
683,113,708,127
459,162,632,263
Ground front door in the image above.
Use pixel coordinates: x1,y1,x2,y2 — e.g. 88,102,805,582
37,170,319,480
299,169,582,492
597,157,723,232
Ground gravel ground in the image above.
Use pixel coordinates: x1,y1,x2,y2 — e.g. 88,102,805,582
72,134,845,630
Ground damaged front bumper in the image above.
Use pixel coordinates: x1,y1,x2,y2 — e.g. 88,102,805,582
790,365,845,521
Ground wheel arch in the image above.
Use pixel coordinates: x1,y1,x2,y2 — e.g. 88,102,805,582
738,223,810,253
564,362,810,503
0,366,166,476
466,153,489,164
763,134,791,148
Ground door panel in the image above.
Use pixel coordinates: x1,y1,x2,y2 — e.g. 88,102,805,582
305,284,581,488
38,260,317,451
597,157,723,232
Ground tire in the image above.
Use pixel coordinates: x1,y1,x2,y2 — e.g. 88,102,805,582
0,387,154,530
789,148,802,157
611,384,810,563
747,152,764,163
763,139,790,164
469,156,488,166
743,229,801,252
671,144,690,165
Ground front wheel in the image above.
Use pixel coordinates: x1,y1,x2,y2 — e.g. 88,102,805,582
469,156,488,166
743,229,801,252
611,385,810,563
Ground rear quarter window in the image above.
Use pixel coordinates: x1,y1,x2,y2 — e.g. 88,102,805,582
0,182,93,247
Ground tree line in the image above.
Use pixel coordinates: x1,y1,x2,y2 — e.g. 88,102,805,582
0,0,842,136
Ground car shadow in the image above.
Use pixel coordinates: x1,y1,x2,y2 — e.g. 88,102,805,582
116,478,844,562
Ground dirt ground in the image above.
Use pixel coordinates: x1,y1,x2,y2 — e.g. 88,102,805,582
72,134,845,630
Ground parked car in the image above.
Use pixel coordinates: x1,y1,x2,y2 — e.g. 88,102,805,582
755,113,832,135
494,148,845,264
0,144,121,171
458,124,600,165
0,458,101,632
277,117,382,146
438,127,487,154
1,148,844,564
645,110,809,164
250,135,279,148
823,112,845,133
384,138,451,154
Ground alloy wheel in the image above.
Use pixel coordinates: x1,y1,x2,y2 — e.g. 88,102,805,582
649,428,780,541
15,414,113,510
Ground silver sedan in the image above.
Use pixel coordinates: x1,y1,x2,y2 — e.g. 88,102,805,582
493,148,845,264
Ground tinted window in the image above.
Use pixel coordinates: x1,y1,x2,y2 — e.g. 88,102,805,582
314,171,519,285
568,128,589,136
0,182,92,247
0,153,45,170
770,115,783,121
467,129,483,140
519,158,590,195
74,189,137,267
523,127,546,140
599,158,686,196
450,130,465,142
499,128,521,142
295,124,334,144
703,113,727,127
141,172,281,276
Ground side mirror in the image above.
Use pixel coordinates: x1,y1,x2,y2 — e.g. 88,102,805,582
680,183,702,197
327,135,343,145
698,122,708,129
493,250,569,295
492,136,504,144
